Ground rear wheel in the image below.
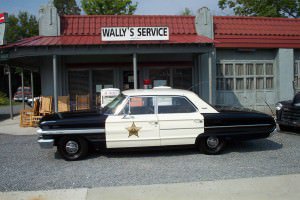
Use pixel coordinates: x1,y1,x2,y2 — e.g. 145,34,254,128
198,136,225,155
57,136,88,161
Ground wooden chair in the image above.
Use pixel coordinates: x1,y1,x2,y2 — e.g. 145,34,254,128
20,99,41,127
76,94,90,110
58,96,70,112
39,96,53,115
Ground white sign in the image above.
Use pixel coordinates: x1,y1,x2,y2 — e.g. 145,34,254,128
101,27,169,41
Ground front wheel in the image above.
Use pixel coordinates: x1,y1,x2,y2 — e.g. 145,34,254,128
198,136,225,155
57,136,88,161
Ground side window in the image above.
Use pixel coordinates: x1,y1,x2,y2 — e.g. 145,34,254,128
157,96,196,114
123,96,155,115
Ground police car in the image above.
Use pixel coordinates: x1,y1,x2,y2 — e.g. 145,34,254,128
38,87,276,161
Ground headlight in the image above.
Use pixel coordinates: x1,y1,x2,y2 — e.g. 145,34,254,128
275,103,283,111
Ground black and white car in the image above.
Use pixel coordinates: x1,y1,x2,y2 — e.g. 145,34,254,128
38,88,276,161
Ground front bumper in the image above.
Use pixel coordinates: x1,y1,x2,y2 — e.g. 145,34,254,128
269,128,277,137
38,138,54,149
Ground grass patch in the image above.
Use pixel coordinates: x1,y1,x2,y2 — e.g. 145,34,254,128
0,91,9,105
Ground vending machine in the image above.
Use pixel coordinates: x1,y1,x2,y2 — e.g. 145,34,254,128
100,88,120,107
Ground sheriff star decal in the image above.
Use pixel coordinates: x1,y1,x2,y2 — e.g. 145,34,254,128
126,122,141,137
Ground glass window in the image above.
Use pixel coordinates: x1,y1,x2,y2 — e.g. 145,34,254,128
217,64,223,76
266,77,273,89
256,64,264,75
68,70,89,109
236,78,244,90
123,96,155,115
225,64,234,76
158,96,196,114
246,64,254,75
256,78,264,89
225,78,234,90
173,68,193,90
235,64,244,76
246,78,254,90
266,63,274,75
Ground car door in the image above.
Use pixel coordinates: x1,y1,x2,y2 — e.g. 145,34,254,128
157,96,204,146
105,96,160,148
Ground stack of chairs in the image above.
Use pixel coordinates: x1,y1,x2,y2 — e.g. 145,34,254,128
58,96,70,112
76,94,90,110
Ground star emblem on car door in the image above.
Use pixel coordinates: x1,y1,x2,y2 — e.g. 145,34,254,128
126,122,141,137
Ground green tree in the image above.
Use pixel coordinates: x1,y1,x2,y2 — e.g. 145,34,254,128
6,11,38,43
218,0,300,18
181,8,193,16
54,0,81,15
81,0,138,15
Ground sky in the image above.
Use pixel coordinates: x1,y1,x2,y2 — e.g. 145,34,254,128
0,0,227,16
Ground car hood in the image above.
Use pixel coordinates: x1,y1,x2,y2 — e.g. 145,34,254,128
39,110,108,129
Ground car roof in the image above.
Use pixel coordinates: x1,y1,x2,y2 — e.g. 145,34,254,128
122,88,196,96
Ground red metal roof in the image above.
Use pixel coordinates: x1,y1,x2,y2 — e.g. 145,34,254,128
1,15,214,48
61,15,197,35
214,16,300,48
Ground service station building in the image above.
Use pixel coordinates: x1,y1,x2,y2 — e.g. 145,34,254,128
1,3,300,113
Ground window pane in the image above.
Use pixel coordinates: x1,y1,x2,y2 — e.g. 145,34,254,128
266,78,273,89
246,64,254,75
295,77,300,89
256,64,264,75
266,63,274,75
235,64,244,76
158,96,196,114
217,64,223,76
236,78,244,90
225,64,234,76
225,78,234,90
256,78,264,89
246,78,254,89
68,70,89,109
217,78,224,90
149,68,170,87
295,63,298,74
127,97,154,115
173,68,193,90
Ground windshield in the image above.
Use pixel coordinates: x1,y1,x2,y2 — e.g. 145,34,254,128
102,94,127,115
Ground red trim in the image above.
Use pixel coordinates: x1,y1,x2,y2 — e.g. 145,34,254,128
0,13,5,23
67,61,193,69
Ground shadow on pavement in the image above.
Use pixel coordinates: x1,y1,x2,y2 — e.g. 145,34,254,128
223,139,283,154
53,138,283,161
0,114,19,122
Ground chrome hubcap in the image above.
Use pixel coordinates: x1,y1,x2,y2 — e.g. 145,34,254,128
206,137,219,148
65,140,79,154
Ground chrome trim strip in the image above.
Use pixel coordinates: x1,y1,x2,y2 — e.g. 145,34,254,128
37,128,105,135
205,124,273,129
160,127,202,130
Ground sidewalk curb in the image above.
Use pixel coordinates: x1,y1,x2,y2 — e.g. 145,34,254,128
1,174,299,200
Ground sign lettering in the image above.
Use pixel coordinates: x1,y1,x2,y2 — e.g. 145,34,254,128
101,27,169,41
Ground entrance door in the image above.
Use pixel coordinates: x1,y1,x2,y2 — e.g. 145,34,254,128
157,96,204,146
106,96,159,148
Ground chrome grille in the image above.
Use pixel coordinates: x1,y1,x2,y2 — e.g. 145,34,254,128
282,107,300,121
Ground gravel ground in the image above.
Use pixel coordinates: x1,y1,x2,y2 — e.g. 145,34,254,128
0,131,299,192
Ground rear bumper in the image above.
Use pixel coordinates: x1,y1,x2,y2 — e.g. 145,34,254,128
38,138,54,149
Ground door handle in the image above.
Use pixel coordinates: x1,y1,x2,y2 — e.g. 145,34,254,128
194,119,203,123
122,115,134,119
149,121,158,125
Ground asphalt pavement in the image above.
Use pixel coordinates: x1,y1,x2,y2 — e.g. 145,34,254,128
0,131,299,192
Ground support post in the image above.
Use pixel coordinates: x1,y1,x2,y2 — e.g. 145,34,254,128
7,65,13,119
133,53,138,89
30,71,34,102
53,55,58,112
21,68,25,109
208,51,213,104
